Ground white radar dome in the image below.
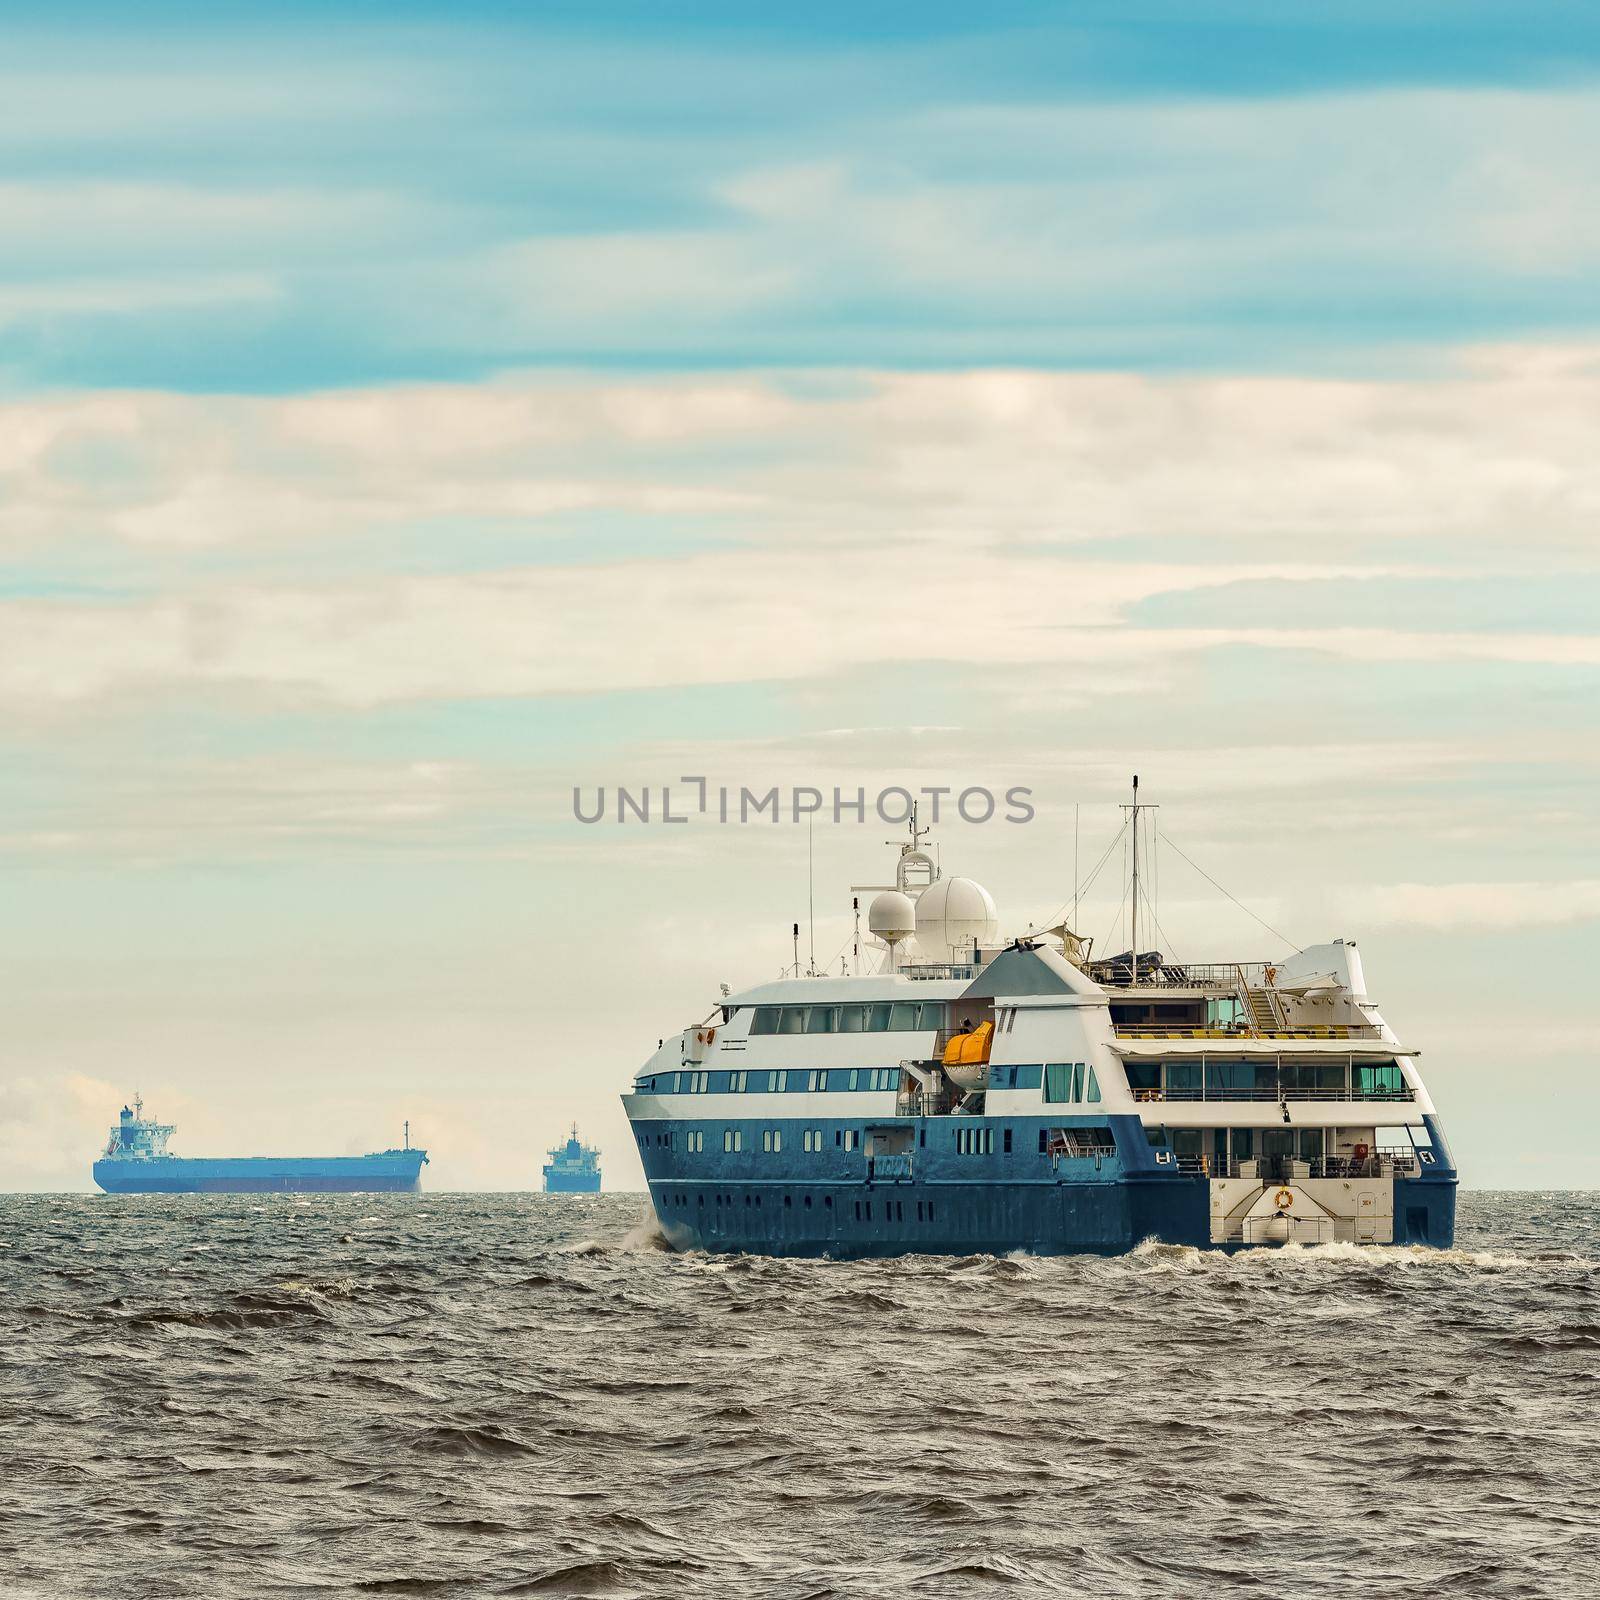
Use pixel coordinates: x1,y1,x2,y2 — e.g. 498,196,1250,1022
914,876,999,961
868,890,917,944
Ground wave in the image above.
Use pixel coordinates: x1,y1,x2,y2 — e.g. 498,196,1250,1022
410,1424,541,1459
1125,1236,1597,1274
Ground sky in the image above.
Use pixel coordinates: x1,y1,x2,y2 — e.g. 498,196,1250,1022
1,3,1597,1191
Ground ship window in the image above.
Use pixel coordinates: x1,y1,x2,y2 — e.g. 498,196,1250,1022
1043,1063,1073,1103
769,1069,787,1092
1072,1063,1085,1102
1003,1128,1012,1154
865,1003,893,1031
825,1196,833,1208
806,1006,837,1034
1286,1062,1346,1093
1205,1059,1260,1094
917,1002,945,1029
888,1001,920,1030
848,1069,858,1090
751,1007,780,1035
804,1194,812,1208
1355,1062,1404,1097
783,1194,791,1208
838,1005,866,1033
730,1070,747,1092
778,1007,807,1035
807,1069,825,1092
854,1202,861,1220
1164,1061,1201,1095
1125,1062,1161,1093
1038,1129,1048,1153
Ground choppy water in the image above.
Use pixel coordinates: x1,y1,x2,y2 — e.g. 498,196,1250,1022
2,1192,1597,1600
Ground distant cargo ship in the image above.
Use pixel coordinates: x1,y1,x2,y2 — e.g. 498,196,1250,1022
543,1124,601,1193
92,1096,428,1194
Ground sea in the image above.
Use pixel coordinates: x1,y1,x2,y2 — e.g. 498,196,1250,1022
2,1191,1596,1600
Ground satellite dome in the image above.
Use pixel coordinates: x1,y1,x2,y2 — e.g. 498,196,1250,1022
914,876,998,961
868,890,917,944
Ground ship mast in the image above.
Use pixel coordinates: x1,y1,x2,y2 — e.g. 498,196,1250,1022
1120,775,1158,986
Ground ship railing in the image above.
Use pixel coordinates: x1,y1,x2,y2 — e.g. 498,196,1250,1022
1200,1153,1423,1180
897,1088,955,1118
869,1153,915,1182
1113,1024,1383,1041
1092,961,1271,992
1133,1087,1414,1104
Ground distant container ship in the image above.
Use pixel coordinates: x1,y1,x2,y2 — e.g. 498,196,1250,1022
543,1124,601,1193
92,1096,428,1194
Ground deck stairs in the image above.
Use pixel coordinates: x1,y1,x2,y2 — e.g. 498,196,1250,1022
1239,973,1287,1035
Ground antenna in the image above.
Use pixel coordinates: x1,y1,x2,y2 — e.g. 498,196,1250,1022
1072,803,1079,928
404,1119,410,1151
792,921,800,977
807,814,816,976
852,895,860,976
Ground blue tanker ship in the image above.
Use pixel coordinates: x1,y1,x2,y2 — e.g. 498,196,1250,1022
93,1097,428,1194
543,1124,602,1193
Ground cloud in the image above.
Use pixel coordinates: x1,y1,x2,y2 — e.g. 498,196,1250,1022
8,357,1600,560
2,359,1597,710
0,1073,123,1186
5,67,1600,382
1,555,1495,711
1334,879,1600,931
0,273,279,332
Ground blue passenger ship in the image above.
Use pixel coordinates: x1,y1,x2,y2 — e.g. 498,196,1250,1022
622,793,1457,1256
93,1097,428,1193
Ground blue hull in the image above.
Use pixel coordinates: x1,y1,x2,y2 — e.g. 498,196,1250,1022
544,1173,602,1194
645,1174,1457,1257
93,1153,426,1194
631,1113,1457,1257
